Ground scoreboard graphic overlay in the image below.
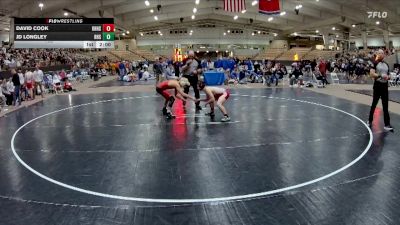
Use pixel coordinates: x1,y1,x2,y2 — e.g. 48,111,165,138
13,18,114,49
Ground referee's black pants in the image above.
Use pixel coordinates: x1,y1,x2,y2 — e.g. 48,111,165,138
369,84,390,126
183,75,200,106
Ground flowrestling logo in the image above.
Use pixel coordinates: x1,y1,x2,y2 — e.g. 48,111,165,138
367,11,388,19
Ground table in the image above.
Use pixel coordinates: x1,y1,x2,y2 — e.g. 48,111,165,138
203,71,225,85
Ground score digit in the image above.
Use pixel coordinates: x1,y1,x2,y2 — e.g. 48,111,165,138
102,32,115,41
102,24,114,32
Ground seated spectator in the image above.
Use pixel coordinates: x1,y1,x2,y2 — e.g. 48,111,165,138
0,86,6,112
59,69,67,81
289,66,304,87
52,74,62,94
313,67,327,87
165,62,177,80
1,79,12,105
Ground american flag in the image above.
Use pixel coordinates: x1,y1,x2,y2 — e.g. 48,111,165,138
224,0,246,12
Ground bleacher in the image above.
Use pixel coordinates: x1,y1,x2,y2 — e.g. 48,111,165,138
276,47,312,61
134,49,160,61
254,48,285,60
83,50,119,61
303,50,340,60
111,50,144,61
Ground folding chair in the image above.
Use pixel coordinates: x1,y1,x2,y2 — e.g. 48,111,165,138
330,72,340,84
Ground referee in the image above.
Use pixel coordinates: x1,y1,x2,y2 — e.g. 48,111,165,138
368,49,394,131
181,50,202,110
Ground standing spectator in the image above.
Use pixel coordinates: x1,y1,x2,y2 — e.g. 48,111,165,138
118,61,126,80
181,50,201,110
153,57,164,85
318,58,328,84
368,49,393,131
6,78,15,105
33,65,44,98
25,70,34,100
18,69,27,101
11,69,21,106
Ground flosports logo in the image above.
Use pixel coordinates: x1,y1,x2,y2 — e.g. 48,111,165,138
367,11,388,19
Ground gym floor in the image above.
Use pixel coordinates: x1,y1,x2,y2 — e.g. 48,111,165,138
0,87,399,225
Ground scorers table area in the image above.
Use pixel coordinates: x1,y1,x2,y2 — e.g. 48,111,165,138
13,18,115,49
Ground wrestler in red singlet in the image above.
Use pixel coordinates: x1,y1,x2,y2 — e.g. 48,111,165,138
156,78,197,118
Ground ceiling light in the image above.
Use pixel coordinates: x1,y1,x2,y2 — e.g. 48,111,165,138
150,9,154,13
191,15,195,19
160,33,163,36
190,30,193,33
295,4,302,9
140,32,144,36
316,0,319,1
273,33,278,36
224,32,226,35
189,33,192,35
336,34,339,38
196,50,199,53
225,50,229,53
352,24,356,27
251,0,258,6
280,11,286,16
216,50,219,53
293,32,298,36
241,9,246,13
227,30,230,33
154,15,158,20
38,2,44,7
4,28,10,31
206,50,209,53
145,0,150,6
257,31,261,34
126,31,130,34
64,12,68,16
193,8,197,13
252,33,255,36
122,33,126,36
376,21,380,25
332,27,336,30
195,0,200,5
315,30,319,33
268,17,273,22
233,15,238,20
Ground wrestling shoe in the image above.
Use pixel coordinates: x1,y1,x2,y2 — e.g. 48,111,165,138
195,105,202,111
384,125,394,131
162,107,168,115
166,112,175,119
205,112,215,117
221,116,231,122
168,96,175,108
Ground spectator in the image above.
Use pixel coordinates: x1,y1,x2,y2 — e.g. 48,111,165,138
153,57,164,84
11,69,21,106
25,70,34,100
289,66,304,87
33,65,44,98
2,78,12,105
165,62,176,80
